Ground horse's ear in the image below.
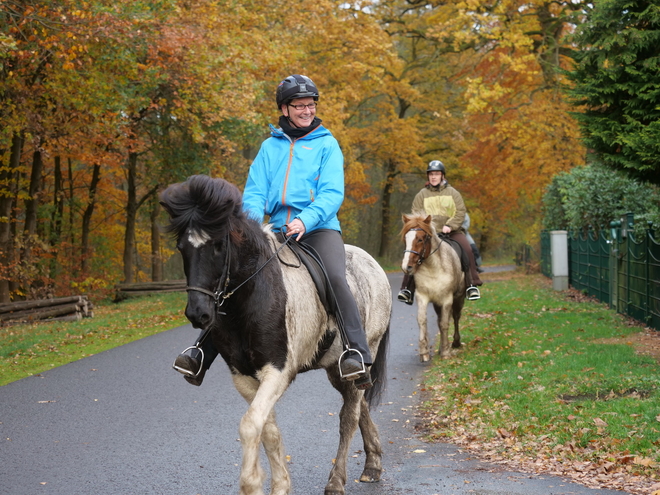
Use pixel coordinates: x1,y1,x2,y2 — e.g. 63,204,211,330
424,215,432,225
402,214,410,223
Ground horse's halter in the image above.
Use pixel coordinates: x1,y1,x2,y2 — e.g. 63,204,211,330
403,228,439,266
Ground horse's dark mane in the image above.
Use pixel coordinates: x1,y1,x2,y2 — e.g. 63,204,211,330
160,175,249,242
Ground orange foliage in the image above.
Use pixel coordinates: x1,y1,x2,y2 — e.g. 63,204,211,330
426,0,587,251
0,0,590,297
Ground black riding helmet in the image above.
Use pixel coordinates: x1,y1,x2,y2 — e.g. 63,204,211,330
276,74,319,109
427,160,446,175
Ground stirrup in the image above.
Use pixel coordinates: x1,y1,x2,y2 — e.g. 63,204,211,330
397,289,413,304
172,346,205,377
338,348,366,380
466,286,481,301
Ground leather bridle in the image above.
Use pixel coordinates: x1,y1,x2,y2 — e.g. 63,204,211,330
185,230,294,313
403,227,440,266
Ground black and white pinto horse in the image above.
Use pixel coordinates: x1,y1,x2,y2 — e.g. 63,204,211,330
160,175,391,495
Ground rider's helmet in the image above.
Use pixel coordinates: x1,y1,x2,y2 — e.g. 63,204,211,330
276,75,319,109
427,160,446,175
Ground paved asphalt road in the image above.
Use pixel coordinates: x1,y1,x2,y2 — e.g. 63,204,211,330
1,270,631,495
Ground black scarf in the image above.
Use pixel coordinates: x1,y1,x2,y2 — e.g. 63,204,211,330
278,115,322,140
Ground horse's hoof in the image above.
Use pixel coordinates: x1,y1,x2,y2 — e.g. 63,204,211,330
452,341,461,349
360,468,381,482
419,354,430,363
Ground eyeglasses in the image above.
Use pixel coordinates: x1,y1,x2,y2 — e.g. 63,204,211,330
288,102,317,110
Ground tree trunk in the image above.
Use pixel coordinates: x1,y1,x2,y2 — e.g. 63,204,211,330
123,152,158,284
378,159,398,259
66,157,74,264
23,147,44,238
49,156,64,277
51,156,64,243
80,163,101,275
150,196,163,282
0,133,23,303
123,152,138,284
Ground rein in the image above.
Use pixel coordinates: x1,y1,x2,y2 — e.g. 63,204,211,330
403,227,442,266
186,231,294,312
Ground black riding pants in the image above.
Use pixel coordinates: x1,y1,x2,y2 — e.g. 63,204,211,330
300,228,372,365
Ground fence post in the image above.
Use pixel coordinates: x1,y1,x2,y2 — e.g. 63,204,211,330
550,230,569,291
609,221,620,311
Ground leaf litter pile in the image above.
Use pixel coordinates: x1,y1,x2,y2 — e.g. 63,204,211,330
414,272,660,495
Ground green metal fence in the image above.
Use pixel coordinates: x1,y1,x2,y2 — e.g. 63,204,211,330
540,231,551,278
541,218,660,331
614,223,660,330
568,230,611,305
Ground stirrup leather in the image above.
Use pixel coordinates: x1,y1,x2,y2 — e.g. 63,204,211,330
338,348,366,380
172,346,205,377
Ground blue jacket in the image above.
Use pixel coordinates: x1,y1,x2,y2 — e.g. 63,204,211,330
243,123,344,233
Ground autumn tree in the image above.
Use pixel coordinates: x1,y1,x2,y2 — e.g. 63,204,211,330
423,0,588,253
0,0,612,300
0,1,97,300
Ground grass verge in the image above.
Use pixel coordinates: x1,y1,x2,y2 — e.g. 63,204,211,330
0,292,188,386
418,272,660,493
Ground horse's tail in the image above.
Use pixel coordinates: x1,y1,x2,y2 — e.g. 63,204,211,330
364,321,390,408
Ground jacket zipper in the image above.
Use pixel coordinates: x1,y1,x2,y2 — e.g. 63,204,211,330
282,139,295,224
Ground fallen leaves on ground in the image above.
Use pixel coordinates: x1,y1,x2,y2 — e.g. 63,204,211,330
415,407,660,495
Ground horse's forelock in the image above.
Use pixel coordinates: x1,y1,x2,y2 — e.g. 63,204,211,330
400,214,434,241
161,175,246,242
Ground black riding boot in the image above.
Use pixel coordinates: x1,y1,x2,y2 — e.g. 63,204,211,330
173,331,219,386
397,274,416,305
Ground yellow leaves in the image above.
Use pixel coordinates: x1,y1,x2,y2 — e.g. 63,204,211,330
464,77,512,114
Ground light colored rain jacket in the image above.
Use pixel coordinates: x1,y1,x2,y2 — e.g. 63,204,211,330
412,181,466,233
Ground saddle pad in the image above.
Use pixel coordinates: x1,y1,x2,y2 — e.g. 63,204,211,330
442,236,470,273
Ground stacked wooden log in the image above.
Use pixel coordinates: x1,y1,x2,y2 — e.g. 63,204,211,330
0,296,94,325
114,280,187,301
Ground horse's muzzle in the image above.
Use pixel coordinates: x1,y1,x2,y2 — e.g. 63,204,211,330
185,296,216,329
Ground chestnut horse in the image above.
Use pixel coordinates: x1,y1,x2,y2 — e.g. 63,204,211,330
400,214,466,362
160,175,391,495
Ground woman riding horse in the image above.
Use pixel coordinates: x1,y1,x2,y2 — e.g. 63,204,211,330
397,160,483,304
174,74,372,389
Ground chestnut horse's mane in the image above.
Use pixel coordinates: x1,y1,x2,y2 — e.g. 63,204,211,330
399,213,435,241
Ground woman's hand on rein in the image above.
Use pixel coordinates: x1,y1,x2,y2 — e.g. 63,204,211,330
286,220,306,241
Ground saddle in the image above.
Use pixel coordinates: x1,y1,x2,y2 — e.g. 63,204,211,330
282,237,371,380
440,235,470,275
280,235,339,318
